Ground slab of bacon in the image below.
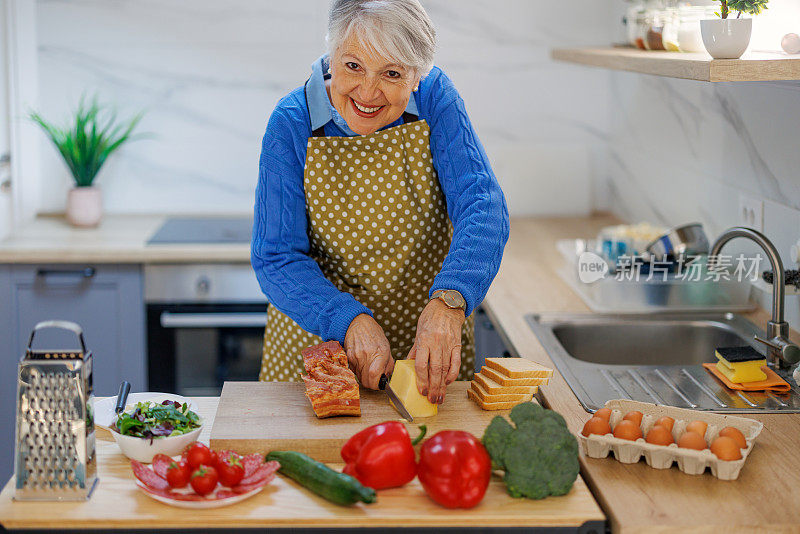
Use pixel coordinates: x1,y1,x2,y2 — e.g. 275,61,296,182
301,341,361,418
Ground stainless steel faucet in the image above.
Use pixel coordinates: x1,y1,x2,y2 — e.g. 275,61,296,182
710,226,800,369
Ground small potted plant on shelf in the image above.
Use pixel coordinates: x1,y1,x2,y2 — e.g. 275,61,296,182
30,97,144,228
701,0,768,59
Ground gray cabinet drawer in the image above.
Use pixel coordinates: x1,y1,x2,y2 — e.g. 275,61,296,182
0,263,146,483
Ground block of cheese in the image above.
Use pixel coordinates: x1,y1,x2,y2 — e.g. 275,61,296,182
467,388,535,411
470,381,534,403
388,359,437,418
482,366,550,387
715,346,767,383
473,373,537,395
485,357,553,378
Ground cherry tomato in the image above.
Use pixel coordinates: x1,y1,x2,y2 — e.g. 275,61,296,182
217,452,245,487
190,465,218,495
165,460,191,488
185,442,213,469
208,450,220,469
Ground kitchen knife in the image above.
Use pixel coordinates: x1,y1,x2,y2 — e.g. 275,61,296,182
379,374,414,423
114,380,131,415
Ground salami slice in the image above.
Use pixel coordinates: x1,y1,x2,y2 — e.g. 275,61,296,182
231,474,275,494
151,454,173,479
239,460,280,485
137,482,206,501
241,453,264,478
131,460,170,491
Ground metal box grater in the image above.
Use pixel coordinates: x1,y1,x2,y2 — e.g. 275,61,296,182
14,320,98,501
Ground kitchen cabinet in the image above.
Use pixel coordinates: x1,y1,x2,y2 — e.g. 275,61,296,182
0,263,146,483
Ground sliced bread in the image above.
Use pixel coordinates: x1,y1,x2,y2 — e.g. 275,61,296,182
467,388,533,411
473,372,538,395
470,381,534,403
481,366,550,387
485,357,553,378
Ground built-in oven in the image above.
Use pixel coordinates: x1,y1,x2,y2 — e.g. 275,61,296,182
145,264,267,396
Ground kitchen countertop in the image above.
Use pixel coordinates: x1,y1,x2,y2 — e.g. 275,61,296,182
0,395,605,531
481,214,800,534
2,213,798,532
0,215,250,263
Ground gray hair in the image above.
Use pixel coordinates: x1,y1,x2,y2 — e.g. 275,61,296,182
326,0,436,78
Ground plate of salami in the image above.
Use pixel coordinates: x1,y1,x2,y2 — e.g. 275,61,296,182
130,448,280,509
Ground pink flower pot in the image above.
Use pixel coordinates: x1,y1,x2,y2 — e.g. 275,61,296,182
66,187,103,228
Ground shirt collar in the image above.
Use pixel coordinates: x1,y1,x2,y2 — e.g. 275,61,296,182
307,55,419,132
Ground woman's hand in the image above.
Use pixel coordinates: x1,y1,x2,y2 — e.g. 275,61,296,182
344,314,395,389
408,299,465,404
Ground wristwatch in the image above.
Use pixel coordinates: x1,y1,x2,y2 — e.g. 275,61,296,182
430,289,467,312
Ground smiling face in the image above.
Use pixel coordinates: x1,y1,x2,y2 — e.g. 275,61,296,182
328,33,420,135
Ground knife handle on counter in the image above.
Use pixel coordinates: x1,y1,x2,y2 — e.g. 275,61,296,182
379,374,388,390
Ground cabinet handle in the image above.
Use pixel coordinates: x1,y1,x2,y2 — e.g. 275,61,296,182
36,267,96,279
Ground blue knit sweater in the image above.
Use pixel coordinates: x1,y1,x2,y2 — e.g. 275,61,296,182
251,61,509,345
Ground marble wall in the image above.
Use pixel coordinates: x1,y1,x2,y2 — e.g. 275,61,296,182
602,0,800,323
34,0,614,216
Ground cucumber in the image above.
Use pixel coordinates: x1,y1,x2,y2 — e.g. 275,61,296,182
266,451,376,506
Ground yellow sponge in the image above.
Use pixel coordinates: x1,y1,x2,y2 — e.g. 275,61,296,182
715,346,767,383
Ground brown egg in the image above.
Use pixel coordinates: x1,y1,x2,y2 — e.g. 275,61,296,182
613,420,643,441
654,416,675,432
685,420,708,437
677,431,707,450
623,410,643,427
594,408,612,422
718,427,747,449
711,436,743,461
645,425,674,446
582,416,612,437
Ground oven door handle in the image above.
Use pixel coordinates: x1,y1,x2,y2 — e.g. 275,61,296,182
159,312,267,328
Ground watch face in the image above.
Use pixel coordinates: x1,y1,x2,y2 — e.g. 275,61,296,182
442,291,465,309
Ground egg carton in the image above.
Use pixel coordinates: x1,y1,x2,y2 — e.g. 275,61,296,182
579,399,764,480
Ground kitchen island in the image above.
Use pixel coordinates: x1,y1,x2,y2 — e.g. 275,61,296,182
1,214,799,532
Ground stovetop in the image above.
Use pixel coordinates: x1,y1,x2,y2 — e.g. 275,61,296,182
147,217,253,245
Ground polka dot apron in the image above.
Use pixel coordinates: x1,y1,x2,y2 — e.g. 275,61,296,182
260,109,475,383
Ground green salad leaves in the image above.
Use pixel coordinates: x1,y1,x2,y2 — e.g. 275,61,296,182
115,400,201,441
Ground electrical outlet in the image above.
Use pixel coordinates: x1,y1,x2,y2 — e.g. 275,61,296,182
739,194,764,231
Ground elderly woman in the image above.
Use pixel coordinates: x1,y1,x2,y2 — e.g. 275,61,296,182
252,0,508,404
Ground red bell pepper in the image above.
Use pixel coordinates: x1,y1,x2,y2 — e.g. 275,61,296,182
418,430,491,509
341,421,426,490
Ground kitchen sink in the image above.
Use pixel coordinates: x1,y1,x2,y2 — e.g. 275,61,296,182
527,313,800,413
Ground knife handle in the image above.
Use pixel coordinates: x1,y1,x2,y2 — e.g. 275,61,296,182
115,381,131,414
379,374,388,390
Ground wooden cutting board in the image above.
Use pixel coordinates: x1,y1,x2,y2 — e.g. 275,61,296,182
210,381,510,460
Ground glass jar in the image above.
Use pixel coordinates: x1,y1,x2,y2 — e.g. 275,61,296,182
677,6,716,52
634,10,649,49
644,9,666,51
625,2,646,47
661,8,681,51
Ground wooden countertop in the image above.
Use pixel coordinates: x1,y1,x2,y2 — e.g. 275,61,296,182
0,396,604,531
482,214,800,534
0,215,250,263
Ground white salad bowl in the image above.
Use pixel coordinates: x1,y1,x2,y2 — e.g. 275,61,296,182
109,419,203,463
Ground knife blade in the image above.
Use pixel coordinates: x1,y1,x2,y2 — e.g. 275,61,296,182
379,374,414,423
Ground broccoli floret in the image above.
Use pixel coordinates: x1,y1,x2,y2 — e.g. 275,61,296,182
483,415,514,470
481,401,579,500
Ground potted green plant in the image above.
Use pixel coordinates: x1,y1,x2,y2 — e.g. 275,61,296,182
30,97,143,227
701,0,768,59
